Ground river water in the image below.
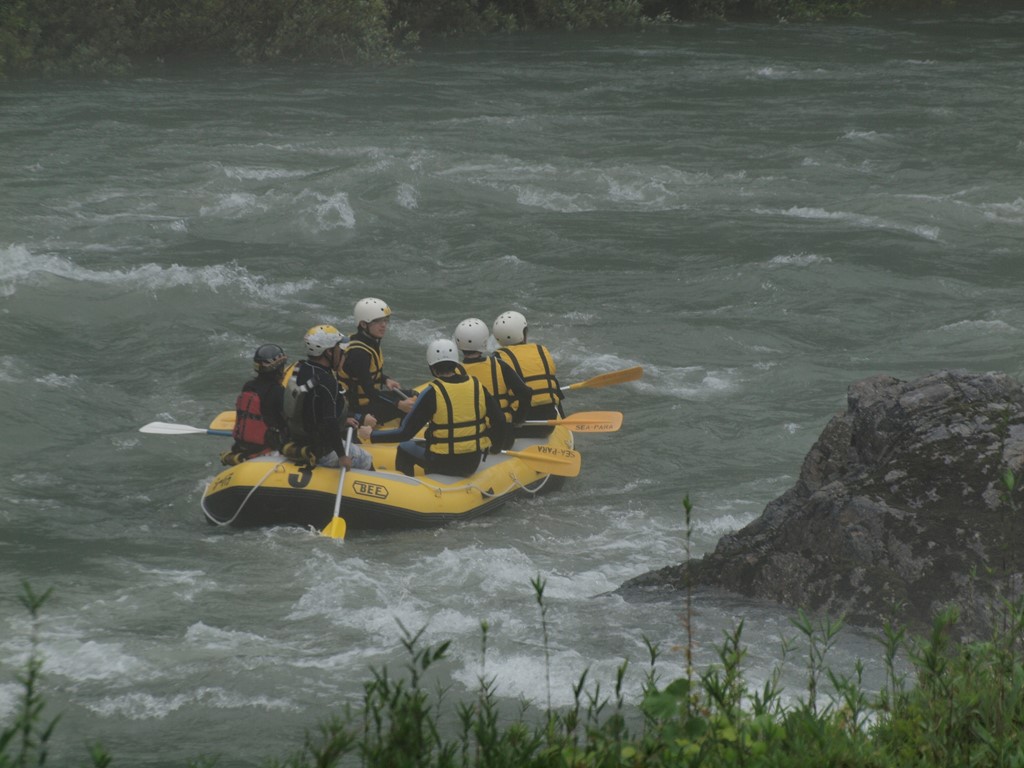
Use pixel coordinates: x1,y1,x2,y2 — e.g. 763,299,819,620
2,10,1023,765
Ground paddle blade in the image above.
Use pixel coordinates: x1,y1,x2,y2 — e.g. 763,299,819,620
565,366,643,392
140,422,223,436
503,445,581,478
209,410,236,431
321,516,347,540
531,411,622,433
321,429,354,540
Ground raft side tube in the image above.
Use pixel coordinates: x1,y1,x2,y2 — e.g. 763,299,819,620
201,427,572,530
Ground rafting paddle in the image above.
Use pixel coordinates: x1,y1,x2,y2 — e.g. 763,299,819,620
501,445,581,477
209,411,235,431
140,422,233,437
523,411,623,433
211,406,625,436
208,367,639,430
563,366,643,392
321,427,354,540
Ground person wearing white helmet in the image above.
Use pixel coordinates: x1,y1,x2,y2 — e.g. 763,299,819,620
358,339,506,477
338,297,415,424
281,324,374,471
453,317,532,449
491,310,564,437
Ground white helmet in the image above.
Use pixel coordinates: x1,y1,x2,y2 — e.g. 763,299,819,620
492,311,527,346
454,318,489,353
304,325,347,357
354,297,392,326
426,338,460,367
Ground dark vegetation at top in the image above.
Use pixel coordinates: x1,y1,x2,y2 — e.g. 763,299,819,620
0,0,1011,78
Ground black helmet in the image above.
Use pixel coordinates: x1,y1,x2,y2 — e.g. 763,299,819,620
253,343,287,374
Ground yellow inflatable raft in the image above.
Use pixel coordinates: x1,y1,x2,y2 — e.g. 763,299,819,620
200,427,574,531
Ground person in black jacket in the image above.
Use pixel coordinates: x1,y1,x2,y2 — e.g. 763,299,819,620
359,339,505,477
337,297,415,424
222,343,289,465
284,325,373,470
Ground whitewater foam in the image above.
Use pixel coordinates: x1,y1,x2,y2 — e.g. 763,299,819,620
88,687,298,719
755,206,940,241
768,253,831,267
0,244,316,301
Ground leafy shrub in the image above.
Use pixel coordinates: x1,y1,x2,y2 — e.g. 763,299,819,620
9,491,1024,766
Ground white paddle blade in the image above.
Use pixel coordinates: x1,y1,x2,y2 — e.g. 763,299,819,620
139,422,209,435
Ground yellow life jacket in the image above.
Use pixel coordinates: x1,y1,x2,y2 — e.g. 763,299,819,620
426,377,491,456
461,356,515,423
494,343,561,407
337,338,384,410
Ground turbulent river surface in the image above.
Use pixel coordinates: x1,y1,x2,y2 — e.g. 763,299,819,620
2,9,1023,765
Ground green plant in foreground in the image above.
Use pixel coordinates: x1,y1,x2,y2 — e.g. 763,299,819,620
1,581,58,768
0,582,111,768
13,493,1024,766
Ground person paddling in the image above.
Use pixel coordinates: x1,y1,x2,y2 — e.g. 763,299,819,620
491,310,565,437
359,339,505,477
283,325,373,470
337,297,415,425
453,317,531,449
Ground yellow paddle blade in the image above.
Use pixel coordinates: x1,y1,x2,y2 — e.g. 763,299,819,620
564,366,643,392
530,411,623,433
503,445,581,478
321,516,347,540
209,410,235,430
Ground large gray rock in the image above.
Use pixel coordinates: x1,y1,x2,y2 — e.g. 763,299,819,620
622,370,1024,637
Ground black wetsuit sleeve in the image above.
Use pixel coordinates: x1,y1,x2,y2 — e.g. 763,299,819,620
498,359,533,423
484,390,507,453
262,380,287,432
370,388,435,444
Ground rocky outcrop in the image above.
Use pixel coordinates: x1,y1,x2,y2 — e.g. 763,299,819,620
622,370,1024,638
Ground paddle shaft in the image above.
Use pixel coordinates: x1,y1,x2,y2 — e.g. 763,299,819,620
501,445,581,478
331,427,355,520
211,409,622,433
563,365,643,392
522,410,622,433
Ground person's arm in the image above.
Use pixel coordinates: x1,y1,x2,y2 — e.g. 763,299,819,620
263,383,286,430
498,359,532,424
367,388,435,444
262,382,287,449
348,412,377,428
484,390,507,454
540,345,564,401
